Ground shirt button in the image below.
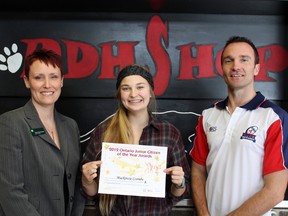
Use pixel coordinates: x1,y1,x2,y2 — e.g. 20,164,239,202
67,173,72,179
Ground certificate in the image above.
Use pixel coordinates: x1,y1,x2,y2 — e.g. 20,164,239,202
98,142,168,198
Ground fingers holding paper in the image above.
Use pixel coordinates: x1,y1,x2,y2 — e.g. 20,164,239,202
164,166,184,186
82,161,102,185
164,166,186,196
81,160,102,196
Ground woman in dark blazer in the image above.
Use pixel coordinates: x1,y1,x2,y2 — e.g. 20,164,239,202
0,49,85,216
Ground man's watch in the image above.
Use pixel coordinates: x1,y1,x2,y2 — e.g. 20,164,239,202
174,178,185,189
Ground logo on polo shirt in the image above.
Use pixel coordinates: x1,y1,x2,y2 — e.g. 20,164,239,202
240,126,258,142
209,126,217,132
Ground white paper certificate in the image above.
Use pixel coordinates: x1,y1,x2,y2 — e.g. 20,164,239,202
98,142,168,198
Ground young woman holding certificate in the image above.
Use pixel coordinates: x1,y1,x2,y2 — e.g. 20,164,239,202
81,64,190,215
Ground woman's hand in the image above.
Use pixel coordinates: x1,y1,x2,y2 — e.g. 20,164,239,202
164,166,185,187
82,161,102,185
164,166,186,196
81,161,102,196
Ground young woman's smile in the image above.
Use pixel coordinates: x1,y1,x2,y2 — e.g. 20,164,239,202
120,75,151,113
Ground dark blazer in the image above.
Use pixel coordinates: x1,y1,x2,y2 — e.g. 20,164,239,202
0,100,85,216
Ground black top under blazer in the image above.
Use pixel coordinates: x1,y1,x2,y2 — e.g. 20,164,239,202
0,100,85,216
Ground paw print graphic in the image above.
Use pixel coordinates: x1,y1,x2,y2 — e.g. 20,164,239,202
0,43,23,73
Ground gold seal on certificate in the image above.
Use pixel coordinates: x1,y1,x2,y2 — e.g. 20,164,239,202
98,142,168,198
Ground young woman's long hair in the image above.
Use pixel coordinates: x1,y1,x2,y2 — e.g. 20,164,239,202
98,83,156,215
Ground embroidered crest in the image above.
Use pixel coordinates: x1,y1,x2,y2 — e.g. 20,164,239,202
240,126,258,142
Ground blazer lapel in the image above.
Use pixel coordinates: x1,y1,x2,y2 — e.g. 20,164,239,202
23,100,57,146
55,112,69,164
